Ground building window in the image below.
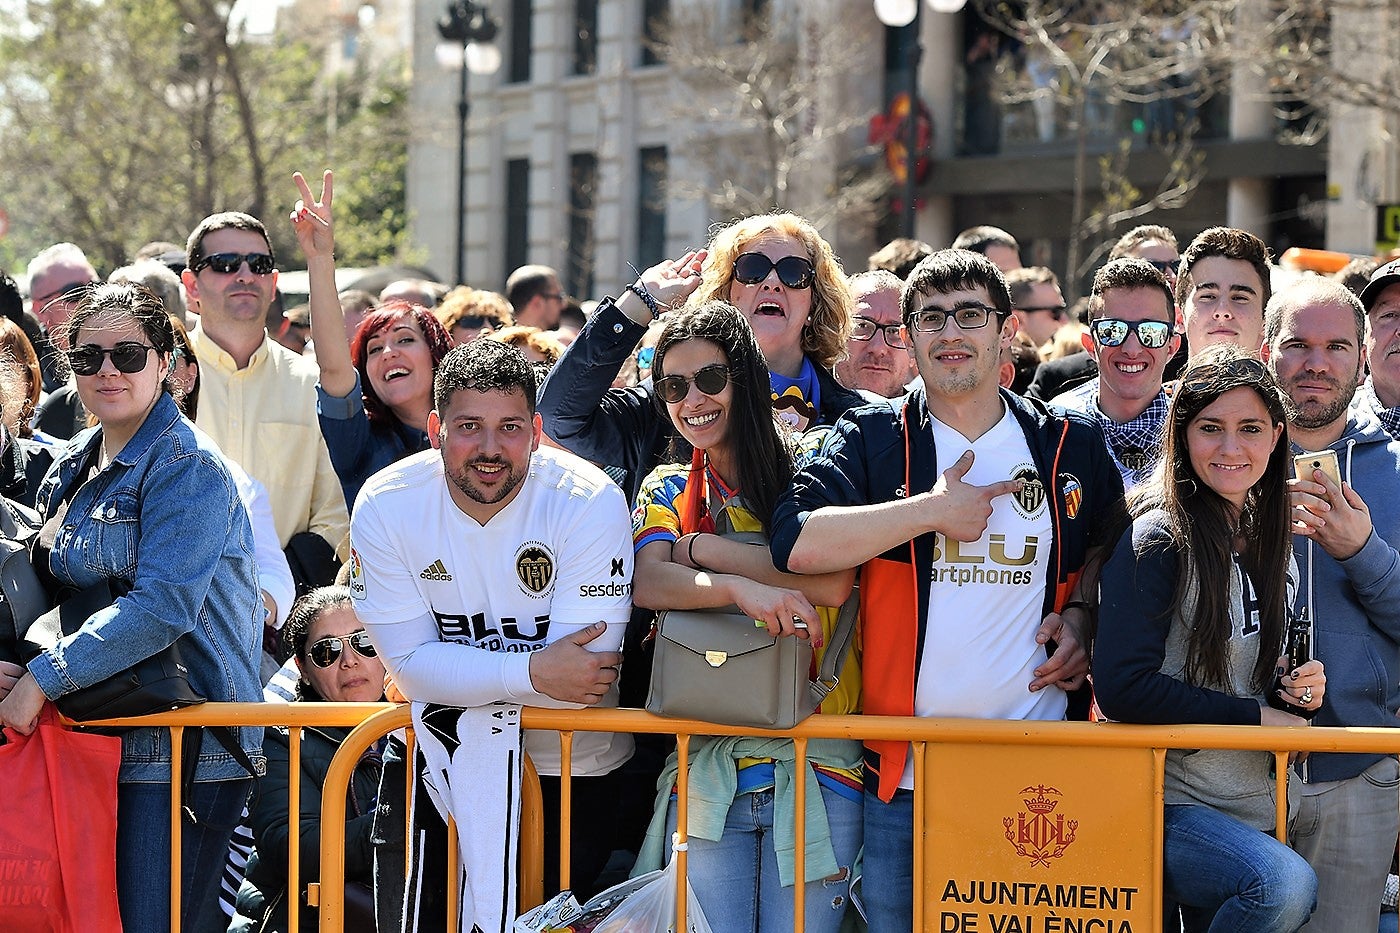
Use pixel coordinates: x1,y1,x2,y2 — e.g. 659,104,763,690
567,153,597,297
508,0,532,84
505,159,530,279
574,0,598,76
637,146,667,269
640,0,668,67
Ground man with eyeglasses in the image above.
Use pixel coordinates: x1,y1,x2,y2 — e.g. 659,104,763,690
25,243,96,439
771,249,1125,933
1005,266,1068,350
835,270,917,399
181,212,349,595
506,263,566,330
1261,276,1400,933
1052,258,1181,488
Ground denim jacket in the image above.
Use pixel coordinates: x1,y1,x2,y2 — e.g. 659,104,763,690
29,393,266,783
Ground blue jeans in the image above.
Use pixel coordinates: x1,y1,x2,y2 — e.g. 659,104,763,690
665,785,861,933
1165,803,1316,932
860,787,914,933
117,778,252,933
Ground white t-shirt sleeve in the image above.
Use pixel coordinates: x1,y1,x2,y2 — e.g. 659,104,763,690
351,494,536,706
233,465,296,630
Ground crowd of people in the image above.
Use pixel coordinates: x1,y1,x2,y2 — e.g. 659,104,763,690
0,165,1397,933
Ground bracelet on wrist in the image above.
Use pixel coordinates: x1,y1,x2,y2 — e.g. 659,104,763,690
624,282,662,320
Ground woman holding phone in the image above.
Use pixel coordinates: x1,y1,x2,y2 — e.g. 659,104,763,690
1094,345,1325,931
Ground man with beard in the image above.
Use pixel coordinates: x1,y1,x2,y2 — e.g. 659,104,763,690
349,338,634,904
1355,257,1400,439
771,249,1125,932
1261,276,1400,933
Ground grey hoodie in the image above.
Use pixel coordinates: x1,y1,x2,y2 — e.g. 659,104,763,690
1296,398,1400,782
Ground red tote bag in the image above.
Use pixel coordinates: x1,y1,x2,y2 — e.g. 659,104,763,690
0,704,123,933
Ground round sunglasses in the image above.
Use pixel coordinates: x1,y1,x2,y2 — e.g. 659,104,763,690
1090,318,1173,349
654,363,730,404
732,252,816,290
68,342,158,376
307,631,379,669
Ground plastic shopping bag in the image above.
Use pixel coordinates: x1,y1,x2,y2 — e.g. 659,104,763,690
587,848,714,933
0,704,123,933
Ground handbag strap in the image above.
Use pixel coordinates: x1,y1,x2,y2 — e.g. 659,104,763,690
811,584,860,702
179,725,259,823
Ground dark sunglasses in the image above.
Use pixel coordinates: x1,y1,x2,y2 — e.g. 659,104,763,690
1090,318,1174,349
307,631,378,669
192,251,275,275
1144,258,1180,275
654,363,730,404
1180,355,1270,394
453,315,497,333
68,342,158,376
732,252,816,290
1017,304,1068,320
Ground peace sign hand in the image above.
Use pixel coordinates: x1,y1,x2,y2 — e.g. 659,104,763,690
291,169,335,260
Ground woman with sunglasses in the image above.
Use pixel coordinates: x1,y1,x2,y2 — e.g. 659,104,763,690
629,300,861,933
0,281,263,932
291,170,454,509
231,586,386,933
539,212,862,505
1094,346,1325,931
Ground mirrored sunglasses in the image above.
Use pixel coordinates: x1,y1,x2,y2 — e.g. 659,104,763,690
307,631,378,668
68,342,158,376
1090,318,1173,349
654,363,730,404
732,252,816,290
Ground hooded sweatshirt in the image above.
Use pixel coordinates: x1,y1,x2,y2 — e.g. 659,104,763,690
1294,400,1400,783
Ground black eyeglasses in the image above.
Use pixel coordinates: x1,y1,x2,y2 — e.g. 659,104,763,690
907,304,1001,334
307,631,378,669
191,252,275,275
1016,304,1067,320
654,363,730,404
1090,318,1174,349
732,253,816,290
68,342,158,376
850,316,909,349
1143,258,1180,275
1180,356,1270,394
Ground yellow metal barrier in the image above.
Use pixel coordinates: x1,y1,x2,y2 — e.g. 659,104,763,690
82,703,1400,933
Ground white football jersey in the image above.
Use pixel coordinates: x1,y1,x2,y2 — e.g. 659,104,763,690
350,445,634,776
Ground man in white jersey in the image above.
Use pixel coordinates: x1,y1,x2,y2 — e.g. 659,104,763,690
350,338,634,902
771,249,1125,933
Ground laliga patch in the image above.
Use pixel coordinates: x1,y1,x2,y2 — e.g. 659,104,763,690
348,547,365,600
1010,465,1046,519
1060,473,1083,519
515,541,556,597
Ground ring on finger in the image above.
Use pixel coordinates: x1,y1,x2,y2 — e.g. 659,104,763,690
1300,688,1313,704
791,614,808,630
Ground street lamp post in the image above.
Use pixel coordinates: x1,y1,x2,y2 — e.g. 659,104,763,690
873,0,967,239
436,1,501,287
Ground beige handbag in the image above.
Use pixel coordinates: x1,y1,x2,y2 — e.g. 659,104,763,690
645,584,858,729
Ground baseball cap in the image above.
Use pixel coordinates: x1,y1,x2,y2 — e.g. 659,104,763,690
1360,258,1400,311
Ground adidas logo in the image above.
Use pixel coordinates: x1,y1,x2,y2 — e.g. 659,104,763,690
420,559,452,581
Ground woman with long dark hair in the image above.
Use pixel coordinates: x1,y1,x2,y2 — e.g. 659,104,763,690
629,300,860,933
1094,345,1325,931
291,170,453,509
